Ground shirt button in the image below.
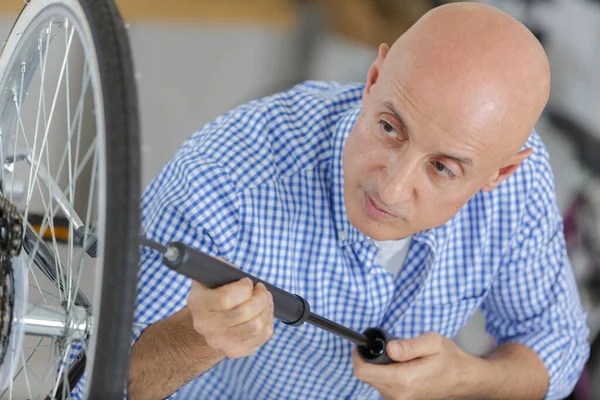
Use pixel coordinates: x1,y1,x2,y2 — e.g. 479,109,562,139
339,231,347,241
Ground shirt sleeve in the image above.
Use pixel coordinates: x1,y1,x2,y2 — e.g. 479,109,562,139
480,166,590,400
130,145,240,397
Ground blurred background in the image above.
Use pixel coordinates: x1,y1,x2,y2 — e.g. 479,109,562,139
1,0,599,398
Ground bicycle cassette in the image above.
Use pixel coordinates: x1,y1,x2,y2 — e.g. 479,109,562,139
0,196,23,257
0,252,27,390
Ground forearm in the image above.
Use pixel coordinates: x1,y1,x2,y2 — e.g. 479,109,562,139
461,343,549,400
127,307,225,399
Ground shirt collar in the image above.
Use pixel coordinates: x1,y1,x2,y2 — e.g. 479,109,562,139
329,105,366,246
329,104,439,252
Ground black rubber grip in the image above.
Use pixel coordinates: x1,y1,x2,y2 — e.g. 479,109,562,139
163,242,310,326
358,327,397,364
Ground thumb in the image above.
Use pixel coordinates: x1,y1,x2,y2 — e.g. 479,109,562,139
386,332,443,362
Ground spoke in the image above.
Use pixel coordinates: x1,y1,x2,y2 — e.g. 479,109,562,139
23,23,54,217
28,283,60,301
22,123,94,238
24,24,75,207
17,24,76,304
26,180,66,302
28,296,49,311
64,19,75,308
21,135,94,278
6,22,49,201
65,88,89,308
18,28,52,227
71,145,97,309
21,355,43,386
70,62,89,209
42,22,53,134
19,353,34,400
65,20,72,178
24,212,92,309
8,63,26,203
42,141,66,302
13,84,38,204
36,338,57,399
21,137,96,269
0,338,44,398
25,201,71,300
25,37,50,212
28,266,49,305
23,72,90,232
22,60,90,231
51,338,76,400
26,24,74,230
71,251,86,311
62,349,71,398
23,344,54,350
22,25,87,241
19,342,40,400
67,137,95,191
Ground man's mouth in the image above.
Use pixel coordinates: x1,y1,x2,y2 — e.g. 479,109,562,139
363,192,396,221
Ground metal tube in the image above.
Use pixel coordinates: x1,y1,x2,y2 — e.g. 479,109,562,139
139,235,167,254
306,313,369,347
23,303,89,341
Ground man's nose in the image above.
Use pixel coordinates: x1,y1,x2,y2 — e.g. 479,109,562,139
378,159,416,205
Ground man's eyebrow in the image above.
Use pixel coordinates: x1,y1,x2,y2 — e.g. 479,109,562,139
438,153,473,167
381,101,473,168
381,101,410,134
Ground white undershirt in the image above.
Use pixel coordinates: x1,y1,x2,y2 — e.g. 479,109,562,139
374,236,412,278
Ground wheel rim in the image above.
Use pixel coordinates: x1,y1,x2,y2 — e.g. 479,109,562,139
0,1,108,398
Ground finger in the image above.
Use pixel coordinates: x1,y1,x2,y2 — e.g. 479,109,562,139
236,303,275,349
352,347,425,385
228,299,274,341
205,277,255,312
224,305,274,358
188,279,208,296
387,332,443,362
187,280,210,311
223,283,273,327
352,347,395,384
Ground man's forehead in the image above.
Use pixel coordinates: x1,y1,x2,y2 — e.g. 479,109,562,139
375,97,480,170
377,4,548,159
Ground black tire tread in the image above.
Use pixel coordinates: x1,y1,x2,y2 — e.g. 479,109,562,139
78,0,140,398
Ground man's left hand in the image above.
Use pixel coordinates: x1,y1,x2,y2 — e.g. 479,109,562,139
352,332,482,400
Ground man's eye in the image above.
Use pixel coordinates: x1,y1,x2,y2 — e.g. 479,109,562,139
433,161,455,178
379,120,397,137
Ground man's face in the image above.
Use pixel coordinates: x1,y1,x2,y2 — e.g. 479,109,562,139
343,48,510,241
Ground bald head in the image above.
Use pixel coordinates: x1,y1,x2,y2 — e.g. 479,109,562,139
343,2,552,239
382,2,550,160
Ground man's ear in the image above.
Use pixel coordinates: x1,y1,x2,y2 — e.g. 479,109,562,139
363,43,389,102
482,148,533,192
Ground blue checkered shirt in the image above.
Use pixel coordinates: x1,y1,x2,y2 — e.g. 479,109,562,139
134,82,589,399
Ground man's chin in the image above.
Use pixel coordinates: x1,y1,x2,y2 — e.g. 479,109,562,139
348,213,412,241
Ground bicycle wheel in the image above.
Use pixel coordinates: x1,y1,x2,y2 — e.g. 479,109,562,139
0,0,139,398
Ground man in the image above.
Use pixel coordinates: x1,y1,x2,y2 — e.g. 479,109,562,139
127,3,589,399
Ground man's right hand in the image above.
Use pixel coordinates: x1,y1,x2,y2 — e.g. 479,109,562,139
187,277,275,359
129,266,275,399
